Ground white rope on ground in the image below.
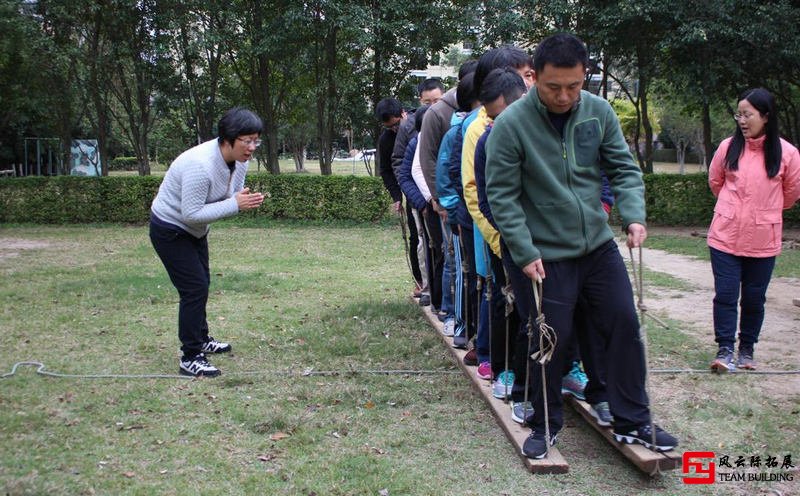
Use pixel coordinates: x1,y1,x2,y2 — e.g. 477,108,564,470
0,361,461,381
529,278,557,457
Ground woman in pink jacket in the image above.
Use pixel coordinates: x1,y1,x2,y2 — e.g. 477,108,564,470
708,88,800,373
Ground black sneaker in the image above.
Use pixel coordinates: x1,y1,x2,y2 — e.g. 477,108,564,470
710,346,735,373
179,354,221,377
522,430,558,459
419,294,431,306
613,423,678,451
201,336,232,354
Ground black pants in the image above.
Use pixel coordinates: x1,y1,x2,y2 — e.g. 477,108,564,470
503,240,646,431
457,224,478,341
405,200,422,286
150,221,211,359
422,210,444,311
488,249,520,377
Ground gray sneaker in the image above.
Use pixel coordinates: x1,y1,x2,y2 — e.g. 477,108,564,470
590,401,613,427
737,346,756,370
511,401,534,425
710,346,735,373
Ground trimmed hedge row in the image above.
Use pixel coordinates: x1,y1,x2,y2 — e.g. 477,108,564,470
0,174,391,224
108,157,140,171
641,173,800,226
0,173,797,226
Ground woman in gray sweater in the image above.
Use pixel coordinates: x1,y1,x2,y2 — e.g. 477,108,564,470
150,107,265,377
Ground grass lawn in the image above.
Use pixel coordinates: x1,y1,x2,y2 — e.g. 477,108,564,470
646,232,800,278
1,221,797,495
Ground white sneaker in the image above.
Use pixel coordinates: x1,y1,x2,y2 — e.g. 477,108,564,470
179,354,221,377
442,318,455,337
201,336,232,354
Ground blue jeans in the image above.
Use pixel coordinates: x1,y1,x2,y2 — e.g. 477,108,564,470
710,247,775,349
440,221,455,318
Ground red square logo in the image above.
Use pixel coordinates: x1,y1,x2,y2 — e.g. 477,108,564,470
682,451,716,484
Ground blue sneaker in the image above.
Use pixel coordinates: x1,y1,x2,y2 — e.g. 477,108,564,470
561,361,587,401
492,371,515,399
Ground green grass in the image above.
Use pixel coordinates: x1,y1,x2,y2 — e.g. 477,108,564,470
1,224,797,495
647,232,800,278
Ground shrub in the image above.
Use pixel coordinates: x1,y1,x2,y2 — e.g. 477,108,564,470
108,157,140,171
0,174,391,224
1,173,797,226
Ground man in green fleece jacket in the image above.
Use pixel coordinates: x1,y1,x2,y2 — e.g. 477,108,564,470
485,33,678,459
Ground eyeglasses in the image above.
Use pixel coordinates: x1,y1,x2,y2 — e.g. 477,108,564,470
733,112,756,122
237,137,262,147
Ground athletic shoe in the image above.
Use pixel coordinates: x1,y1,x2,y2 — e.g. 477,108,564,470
437,311,448,322
442,318,455,337
419,293,431,307
522,430,558,459
613,424,678,452
511,401,534,425
201,336,231,354
561,361,587,400
179,354,220,377
477,361,492,380
492,371,515,399
737,346,756,370
589,401,613,427
463,349,478,366
710,346,735,373
453,334,469,349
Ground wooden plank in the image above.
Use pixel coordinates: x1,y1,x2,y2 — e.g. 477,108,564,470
565,396,681,474
416,300,569,474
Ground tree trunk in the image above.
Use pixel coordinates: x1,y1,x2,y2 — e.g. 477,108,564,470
702,98,712,171
638,73,653,174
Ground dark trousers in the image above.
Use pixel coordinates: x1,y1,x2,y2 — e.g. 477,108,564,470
501,241,608,406
710,247,776,350
405,200,422,286
512,240,650,432
500,241,537,402
457,224,478,341
150,221,211,359
423,210,444,311
488,249,520,377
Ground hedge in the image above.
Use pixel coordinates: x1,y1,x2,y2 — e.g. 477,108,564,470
0,174,391,224
108,157,139,171
0,172,798,226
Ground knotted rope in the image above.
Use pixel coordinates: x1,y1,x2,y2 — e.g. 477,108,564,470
629,245,662,476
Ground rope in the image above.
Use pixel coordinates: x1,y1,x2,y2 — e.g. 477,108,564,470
528,278,558,456
629,245,662,476
502,266,514,401
0,361,461,381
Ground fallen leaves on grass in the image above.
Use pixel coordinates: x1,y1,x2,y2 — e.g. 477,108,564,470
270,432,291,441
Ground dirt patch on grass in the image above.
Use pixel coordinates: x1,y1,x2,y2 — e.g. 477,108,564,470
635,227,800,398
0,238,52,260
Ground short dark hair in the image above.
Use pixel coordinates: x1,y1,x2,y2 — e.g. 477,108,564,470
456,72,478,112
217,107,263,146
414,105,430,133
533,33,589,73
474,45,532,95
458,59,478,80
375,98,403,122
418,78,445,96
479,68,526,106
725,87,782,178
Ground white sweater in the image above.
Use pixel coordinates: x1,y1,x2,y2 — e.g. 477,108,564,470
150,139,247,238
